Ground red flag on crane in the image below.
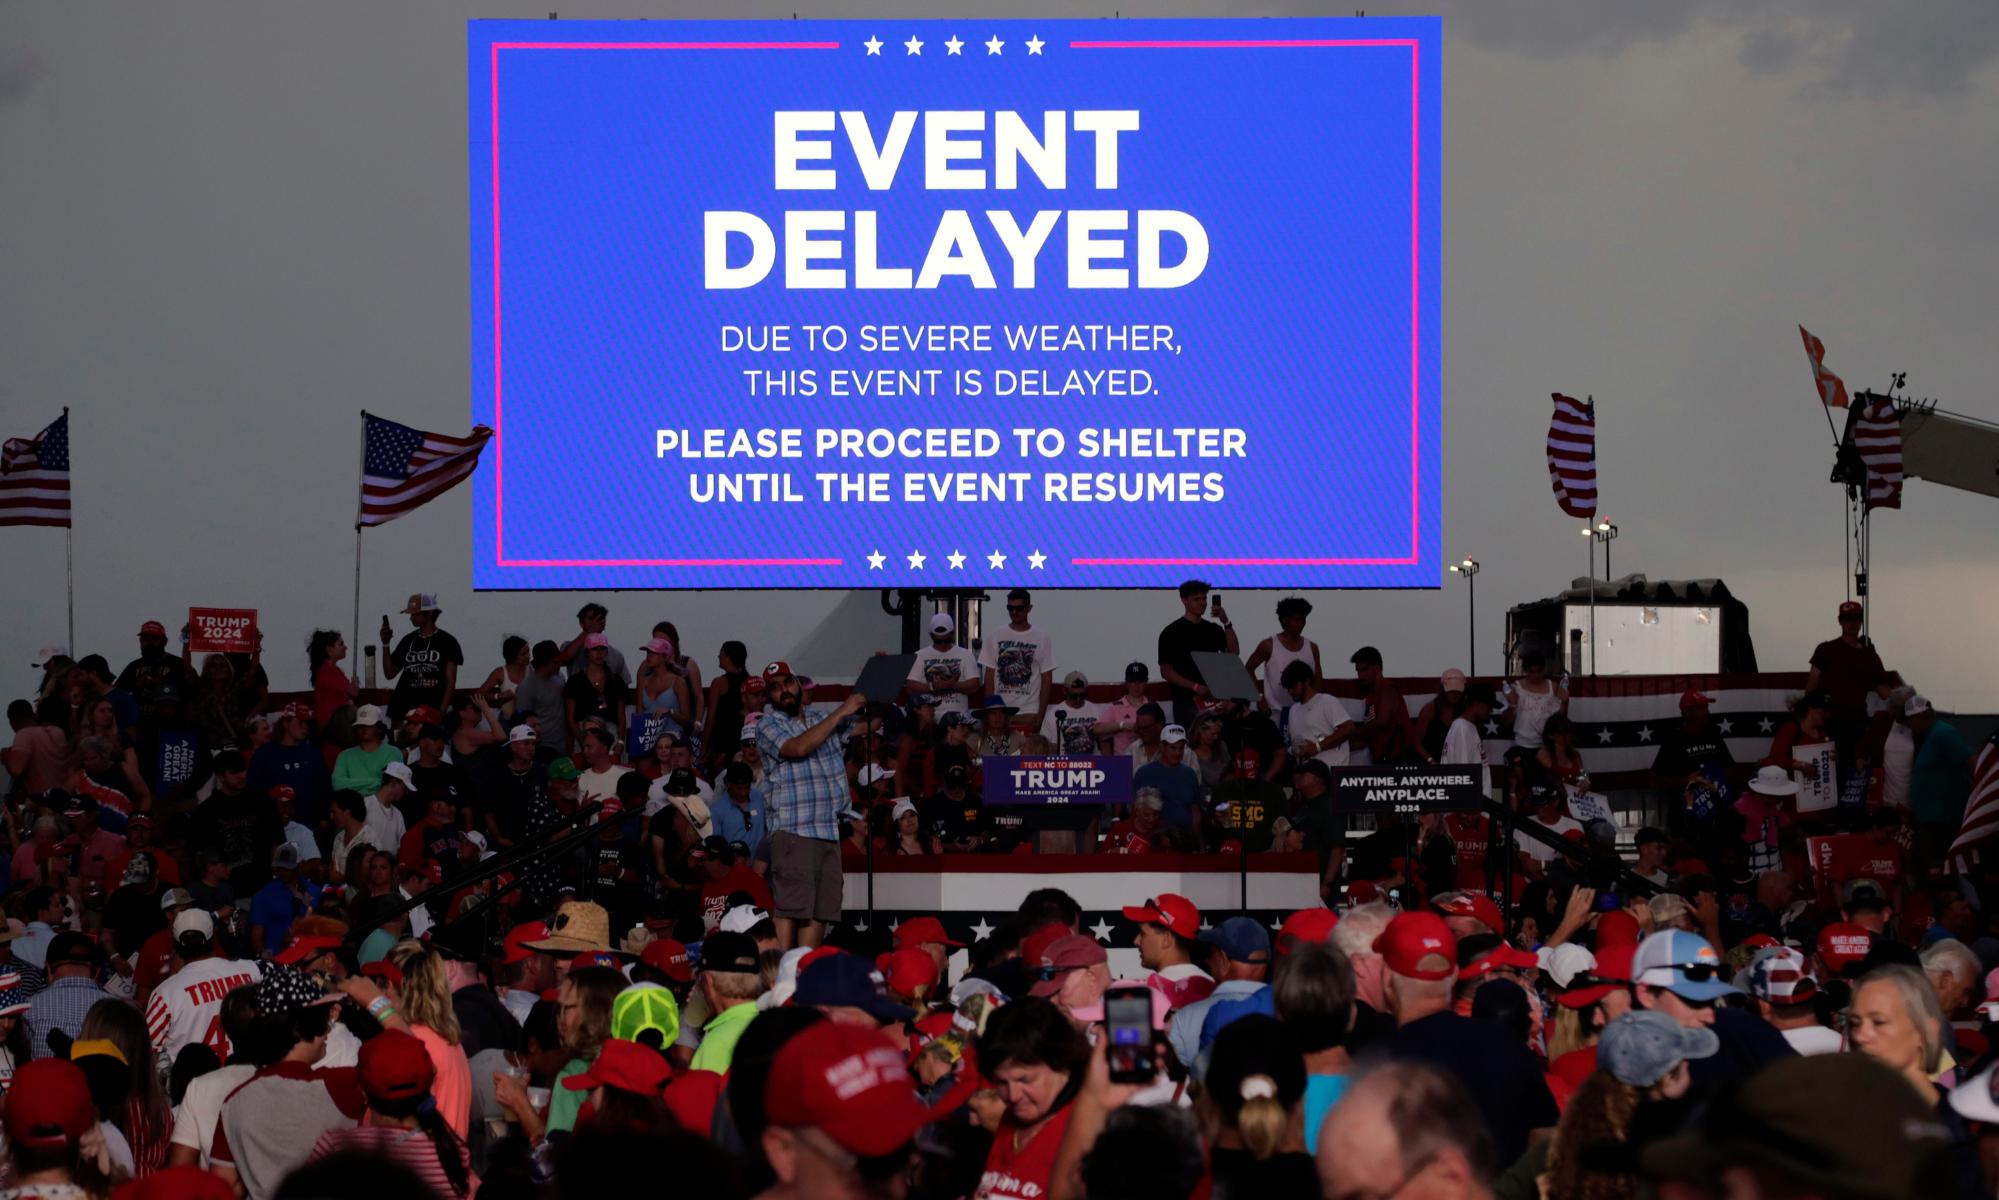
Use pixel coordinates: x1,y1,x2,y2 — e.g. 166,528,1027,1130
1800,325,1849,410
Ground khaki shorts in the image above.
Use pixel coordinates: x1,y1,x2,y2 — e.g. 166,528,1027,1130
768,831,843,922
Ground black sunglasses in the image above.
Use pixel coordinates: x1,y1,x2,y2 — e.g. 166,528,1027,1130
1031,964,1081,982
1665,961,1721,982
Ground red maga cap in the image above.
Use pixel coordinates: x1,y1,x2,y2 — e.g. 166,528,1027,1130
1372,912,1459,981
562,1038,672,1096
1817,922,1874,971
358,1029,435,1102
894,915,964,948
1121,893,1201,940
1278,908,1340,953
640,938,694,983
3,1058,95,1150
501,922,548,965
1434,892,1504,935
764,1023,932,1157
762,660,795,679
139,621,167,637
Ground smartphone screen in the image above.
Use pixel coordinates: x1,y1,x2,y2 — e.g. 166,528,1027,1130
1104,990,1156,1084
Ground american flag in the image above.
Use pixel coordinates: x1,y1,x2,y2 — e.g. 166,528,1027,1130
0,412,71,528
1546,393,1597,519
1948,731,1999,874
1800,325,1849,410
359,413,492,528
1852,395,1903,511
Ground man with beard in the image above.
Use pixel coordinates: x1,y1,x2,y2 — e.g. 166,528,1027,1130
754,661,866,950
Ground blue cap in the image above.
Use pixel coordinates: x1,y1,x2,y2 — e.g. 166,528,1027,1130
1597,1010,1719,1086
1200,917,1273,964
910,693,940,709
1632,929,1741,1002
792,952,915,1024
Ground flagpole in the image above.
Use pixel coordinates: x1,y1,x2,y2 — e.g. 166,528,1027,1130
353,410,367,689
63,406,74,653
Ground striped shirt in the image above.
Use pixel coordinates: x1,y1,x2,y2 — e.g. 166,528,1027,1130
310,1124,478,1199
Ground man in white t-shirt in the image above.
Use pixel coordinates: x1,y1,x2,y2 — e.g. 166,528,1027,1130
906,612,981,717
1280,662,1354,769
1040,672,1105,756
980,589,1054,722
1744,947,1844,1055
362,764,411,857
1518,777,1583,868
1441,682,1496,796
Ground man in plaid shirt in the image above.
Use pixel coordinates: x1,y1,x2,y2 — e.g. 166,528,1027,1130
755,661,866,951
25,932,110,1059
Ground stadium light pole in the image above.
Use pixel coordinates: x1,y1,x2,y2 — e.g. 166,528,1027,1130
1580,526,1598,675
1448,557,1480,675
1595,519,1620,580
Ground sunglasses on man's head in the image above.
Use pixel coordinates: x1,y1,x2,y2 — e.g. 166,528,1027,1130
1666,961,1721,982
1031,964,1081,983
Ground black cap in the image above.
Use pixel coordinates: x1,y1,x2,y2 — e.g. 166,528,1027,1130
665,768,699,797
944,763,971,784
1124,662,1149,682
46,932,100,968
1526,777,1563,806
699,932,760,974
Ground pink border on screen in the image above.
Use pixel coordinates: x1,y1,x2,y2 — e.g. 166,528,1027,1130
488,37,1423,573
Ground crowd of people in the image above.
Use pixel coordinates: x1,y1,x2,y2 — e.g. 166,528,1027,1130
0,583,1992,1199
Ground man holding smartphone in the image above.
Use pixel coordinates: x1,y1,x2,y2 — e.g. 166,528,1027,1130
1157,580,1238,727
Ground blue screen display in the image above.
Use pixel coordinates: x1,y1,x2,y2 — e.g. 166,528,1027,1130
470,17,1440,589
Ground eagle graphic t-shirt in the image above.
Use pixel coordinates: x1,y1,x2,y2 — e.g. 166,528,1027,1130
979,626,1053,717
909,645,979,716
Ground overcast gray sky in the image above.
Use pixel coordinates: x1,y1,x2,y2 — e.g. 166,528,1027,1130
3,1,1996,707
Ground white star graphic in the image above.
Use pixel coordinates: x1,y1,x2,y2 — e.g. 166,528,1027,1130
987,549,1007,570
1088,918,1113,943
1027,549,1047,570
904,34,923,55
985,34,1003,55
970,917,995,941
907,549,927,569
1199,918,1213,932
1637,725,1654,743
863,35,883,55
1758,717,1775,734
947,550,967,570
1268,915,1287,934
945,35,964,55
1483,719,1500,736
1596,727,1615,745
866,550,886,570
852,917,869,931
1717,718,1735,735
1025,34,1045,55
887,917,901,934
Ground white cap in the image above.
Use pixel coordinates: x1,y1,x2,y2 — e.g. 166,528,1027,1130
355,704,387,729
1542,942,1597,989
508,724,537,744
1160,724,1188,745
858,764,895,787
929,612,955,636
382,761,417,792
719,904,768,934
891,797,918,821
172,909,215,941
1904,693,1934,718
31,646,67,668
739,717,761,742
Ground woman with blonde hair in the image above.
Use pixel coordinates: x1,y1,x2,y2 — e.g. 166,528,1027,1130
378,941,474,1137
1199,1014,1316,1196
1849,964,1986,1196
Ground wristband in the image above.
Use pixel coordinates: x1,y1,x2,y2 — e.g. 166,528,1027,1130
367,996,398,1020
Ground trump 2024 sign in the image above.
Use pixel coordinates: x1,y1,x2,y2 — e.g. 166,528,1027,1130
469,18,1440,589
